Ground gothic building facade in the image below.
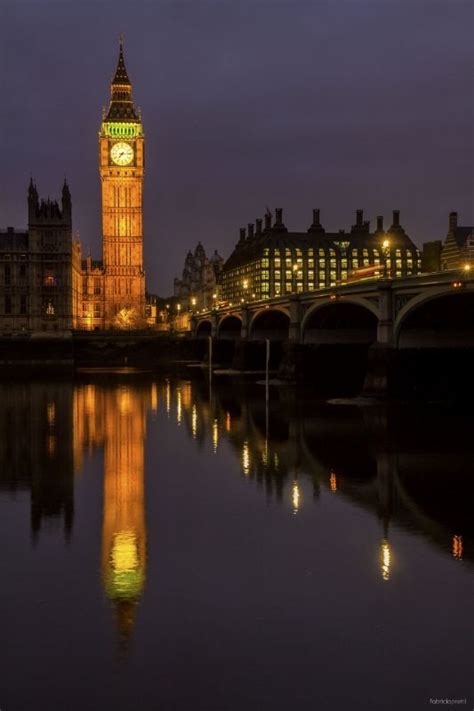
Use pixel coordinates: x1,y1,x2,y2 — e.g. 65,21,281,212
173,243,223,310
0,180,82,333
0,40,147,333
80,38,146,329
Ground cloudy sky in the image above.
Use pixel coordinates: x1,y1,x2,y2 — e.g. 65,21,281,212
1,0,472,294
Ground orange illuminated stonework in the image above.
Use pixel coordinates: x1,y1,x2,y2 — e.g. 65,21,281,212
80,38,146,329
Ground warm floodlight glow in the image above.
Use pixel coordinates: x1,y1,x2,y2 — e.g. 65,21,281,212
242,279,248,289
463,263,471,272
382,239,390,250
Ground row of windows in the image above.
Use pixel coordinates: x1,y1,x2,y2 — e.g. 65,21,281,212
1,297,57,316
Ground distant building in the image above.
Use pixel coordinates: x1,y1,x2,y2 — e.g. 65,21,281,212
0,179,81,333
441,212,474,271
173,242,223,310
221,208,421,303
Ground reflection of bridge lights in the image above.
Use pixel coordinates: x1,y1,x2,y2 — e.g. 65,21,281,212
176,388,182,426
292,481,301,514
330,470,337,492
191,405,198,439
212,419,219,452
47,402,55,426
452,535,463,560
242,441,251,475
380,539,391,581
225,411,231,432
273,452,279,470
47,435,56,458
150,383,158,414
165,381,171,416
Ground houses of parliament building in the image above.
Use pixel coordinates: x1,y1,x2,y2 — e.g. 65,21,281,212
0,40,146,332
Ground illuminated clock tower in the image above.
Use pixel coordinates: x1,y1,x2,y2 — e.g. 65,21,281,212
99,38,145,328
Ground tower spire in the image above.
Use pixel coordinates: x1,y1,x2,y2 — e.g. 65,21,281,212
106,36,137,120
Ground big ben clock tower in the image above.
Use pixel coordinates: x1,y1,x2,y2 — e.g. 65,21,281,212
99,38,145,328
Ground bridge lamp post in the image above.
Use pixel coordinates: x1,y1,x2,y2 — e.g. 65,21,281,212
463,263,471,274
381,238,391,278
292,263,298,293
242,279,249,303
191,297,197,313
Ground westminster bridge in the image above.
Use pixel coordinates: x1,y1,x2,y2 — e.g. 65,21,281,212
191,270,474,398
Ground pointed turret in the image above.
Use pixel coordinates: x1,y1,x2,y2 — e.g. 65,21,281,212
106,36,138,121
62,179,72,224
28,178,39,222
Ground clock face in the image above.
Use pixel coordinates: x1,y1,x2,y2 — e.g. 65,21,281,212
110,142,134,166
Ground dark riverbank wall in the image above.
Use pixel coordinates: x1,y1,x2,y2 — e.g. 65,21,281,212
0,331,472,402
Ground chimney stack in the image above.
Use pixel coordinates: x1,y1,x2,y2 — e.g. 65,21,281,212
393,210,400,228
239,228,246,242
247,223,254,239
356,209,363,227
376,216,384,232
264,211,272,230
312,208,320,226
275,208,283,226
449,211,458,233
256,218,262,236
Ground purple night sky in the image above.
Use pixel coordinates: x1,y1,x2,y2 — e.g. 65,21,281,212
1,0,473,294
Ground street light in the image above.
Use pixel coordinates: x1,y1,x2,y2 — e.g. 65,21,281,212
381,238,391,278
292,263,298,293
191,297,197,313
463,263,471,273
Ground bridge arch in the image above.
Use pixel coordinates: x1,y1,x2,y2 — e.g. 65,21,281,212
195,319,212,339
217,314,242,340
249,307,290,341
395,287,474,348
301,298,379,345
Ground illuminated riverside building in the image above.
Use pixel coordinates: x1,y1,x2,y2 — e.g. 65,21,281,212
221,208,421,303
81,37,146,329
0,39,147,333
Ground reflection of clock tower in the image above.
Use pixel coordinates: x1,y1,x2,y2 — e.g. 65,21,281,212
99,38,145,328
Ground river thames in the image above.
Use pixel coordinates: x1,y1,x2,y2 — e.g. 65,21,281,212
0,373,472,711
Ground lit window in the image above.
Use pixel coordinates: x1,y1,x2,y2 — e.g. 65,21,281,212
308,259,314,268
330,259,336,268
274,284,281,295
274,258,281,268
262,259,269,268
274,270,281,280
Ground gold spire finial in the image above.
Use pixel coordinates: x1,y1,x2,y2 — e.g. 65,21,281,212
119,33,124,48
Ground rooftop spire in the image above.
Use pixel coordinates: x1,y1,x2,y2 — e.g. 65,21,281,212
105,36,138,121
112,34,131,86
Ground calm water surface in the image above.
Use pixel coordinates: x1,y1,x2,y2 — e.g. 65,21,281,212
0,374,472,711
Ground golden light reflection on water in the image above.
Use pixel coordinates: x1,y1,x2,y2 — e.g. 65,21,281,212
330,470,337,493
73,382,148,643
165,380,171,416
225,411,231,432
380,539,391,581
47,402,55,426
292,481,301,514
191,404,198,439
242,441,250,475
452,535,463,560
176,388,182,426
212,419,219,452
